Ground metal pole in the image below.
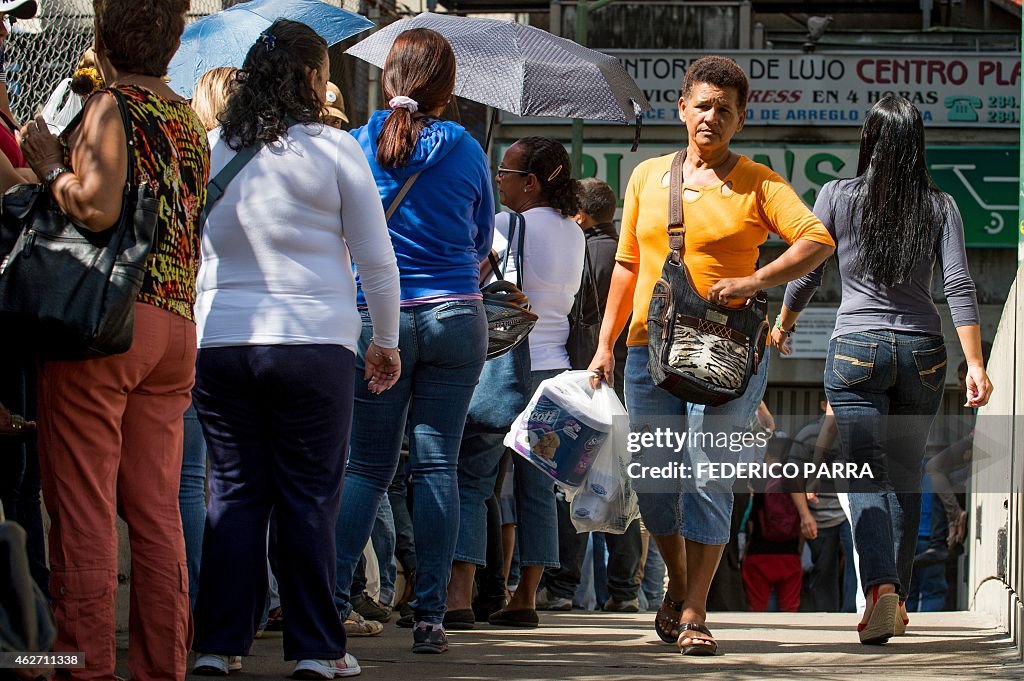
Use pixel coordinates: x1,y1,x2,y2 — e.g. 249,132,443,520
570,0,615,178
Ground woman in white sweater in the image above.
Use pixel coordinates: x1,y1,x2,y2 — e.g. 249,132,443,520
190,21,400,680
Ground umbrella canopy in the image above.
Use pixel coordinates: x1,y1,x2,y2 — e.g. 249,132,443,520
168,0,374,98
346,12,650,124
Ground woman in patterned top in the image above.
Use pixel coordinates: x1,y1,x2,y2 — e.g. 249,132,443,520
19,2,209,679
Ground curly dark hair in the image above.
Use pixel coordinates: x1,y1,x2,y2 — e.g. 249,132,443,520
681,55,749,110
514,137,579,218
219,19,328,150
94,0,190,77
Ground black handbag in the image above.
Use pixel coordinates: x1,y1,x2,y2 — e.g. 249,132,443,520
466,213,535,431
566,244,601,370
646,151,769,406
480,212,537,360
0,88,159,360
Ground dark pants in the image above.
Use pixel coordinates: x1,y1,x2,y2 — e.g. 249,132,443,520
908,537,947,611
388,454,417,582
541,496,642,603
193,344,354,660
806,522,848,612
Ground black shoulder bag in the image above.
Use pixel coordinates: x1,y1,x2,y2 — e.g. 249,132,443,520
566,244,601,370
0,88,159,359
646,151,769,406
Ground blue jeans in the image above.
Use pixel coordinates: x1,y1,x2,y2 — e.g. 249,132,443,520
838,519,858,612
455,369,562,568
824,330,946,599
624,345,769,544
351,497,397,606
180,402,207,610
908,537,947,611
335,300,487,624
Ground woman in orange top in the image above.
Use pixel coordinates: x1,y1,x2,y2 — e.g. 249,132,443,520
588,55,834,656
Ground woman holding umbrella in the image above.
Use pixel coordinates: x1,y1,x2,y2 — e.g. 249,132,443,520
333,27,493,655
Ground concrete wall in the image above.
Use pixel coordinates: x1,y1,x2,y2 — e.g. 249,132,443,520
969,261,1023,661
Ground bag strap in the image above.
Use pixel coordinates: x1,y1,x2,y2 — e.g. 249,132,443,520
385,171,422,221
105,88,137,195
570,243,601,324
504,212,526,290
202,142,263,225
667,149,686,265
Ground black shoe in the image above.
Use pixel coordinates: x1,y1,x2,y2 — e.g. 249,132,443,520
443,608,475,630
913,547,949,566
352,592,393,623
412,623,448,654
472,595,508,622
396,612,414,628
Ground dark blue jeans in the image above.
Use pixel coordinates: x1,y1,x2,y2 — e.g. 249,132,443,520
335,300,487,624
193,344,355,660
180,402,207,610
824,330,946,600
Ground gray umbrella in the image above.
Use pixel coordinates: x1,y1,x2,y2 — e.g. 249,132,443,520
346,12,650,124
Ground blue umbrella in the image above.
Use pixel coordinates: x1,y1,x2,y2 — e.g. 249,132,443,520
167,0,374,98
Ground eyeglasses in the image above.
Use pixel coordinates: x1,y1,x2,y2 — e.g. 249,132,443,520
496,166,531,178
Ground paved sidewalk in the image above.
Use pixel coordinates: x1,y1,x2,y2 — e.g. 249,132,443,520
116,611,1023,681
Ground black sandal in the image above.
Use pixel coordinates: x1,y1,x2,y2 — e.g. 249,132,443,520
678,622,717,656
654,594,684,643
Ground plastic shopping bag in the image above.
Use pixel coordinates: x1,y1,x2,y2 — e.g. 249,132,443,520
41,78,82,135
504,370,612,490
569,383,640,534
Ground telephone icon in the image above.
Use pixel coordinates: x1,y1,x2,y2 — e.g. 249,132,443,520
944,96,982,123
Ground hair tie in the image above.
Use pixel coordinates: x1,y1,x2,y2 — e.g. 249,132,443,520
257,30,277,52
389,96,419,113
546,164,563,182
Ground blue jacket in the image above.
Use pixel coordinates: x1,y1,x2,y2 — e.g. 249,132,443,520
353,110,494,303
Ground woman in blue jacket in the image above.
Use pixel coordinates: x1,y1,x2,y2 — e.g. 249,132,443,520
334,28,493,655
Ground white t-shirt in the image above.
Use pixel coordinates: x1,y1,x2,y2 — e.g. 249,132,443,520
196,124,400,353
492,207,585,370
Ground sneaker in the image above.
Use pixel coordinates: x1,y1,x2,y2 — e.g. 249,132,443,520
291,654,361,679
604,597,641,613
193,654,242,676
412,622,448,654
536,587,572,612
352,592,393,623
344,611,384,637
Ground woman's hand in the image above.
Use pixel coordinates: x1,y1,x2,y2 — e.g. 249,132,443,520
587,346,615,390
707,275,760,305
19,115,65,177
963,364,993,408
364,341,401,395
770,327,793,355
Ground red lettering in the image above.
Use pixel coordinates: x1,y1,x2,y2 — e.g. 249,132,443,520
857,59,873,83
979,60,996,85
948,61,967,85
927,61,946,85
876,60,891,84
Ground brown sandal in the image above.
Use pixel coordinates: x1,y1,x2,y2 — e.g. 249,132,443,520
678,622,717,656
654,594,684,643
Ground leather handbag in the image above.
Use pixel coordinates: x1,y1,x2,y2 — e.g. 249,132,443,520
466,213,535,431
646,151,769,406
480,212,536,360
0,88,159,360
566,244,601,370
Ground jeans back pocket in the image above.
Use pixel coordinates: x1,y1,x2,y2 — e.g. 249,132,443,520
912,344,947,392
832,338,878,386
434,301,480,321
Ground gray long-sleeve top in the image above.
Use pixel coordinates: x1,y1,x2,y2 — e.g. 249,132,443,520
784,178,979,339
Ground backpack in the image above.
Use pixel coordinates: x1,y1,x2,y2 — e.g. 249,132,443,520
757,479,801,543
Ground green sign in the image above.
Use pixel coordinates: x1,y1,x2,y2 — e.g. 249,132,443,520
497,143,1020,248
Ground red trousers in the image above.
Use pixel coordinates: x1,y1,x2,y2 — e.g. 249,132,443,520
742,553,802,612
38,303,196,681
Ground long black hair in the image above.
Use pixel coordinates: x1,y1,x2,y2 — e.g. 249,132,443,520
220,19,327,150
851,95,947,287
515,137,580,218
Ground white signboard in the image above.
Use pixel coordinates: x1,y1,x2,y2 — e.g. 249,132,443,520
503,51,1021,127
778,307,839,359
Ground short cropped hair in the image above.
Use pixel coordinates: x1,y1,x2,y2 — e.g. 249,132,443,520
681,55,749,111
94,0,190,78
576,178,617,224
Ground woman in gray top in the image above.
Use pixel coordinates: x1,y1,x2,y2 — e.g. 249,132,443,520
777,96,992,645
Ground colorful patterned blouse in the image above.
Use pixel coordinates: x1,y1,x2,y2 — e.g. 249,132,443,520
114,85,210,321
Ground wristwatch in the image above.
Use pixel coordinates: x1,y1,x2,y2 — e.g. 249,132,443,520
42,165,71,188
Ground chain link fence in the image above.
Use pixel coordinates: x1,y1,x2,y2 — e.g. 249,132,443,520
3,1,368,123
